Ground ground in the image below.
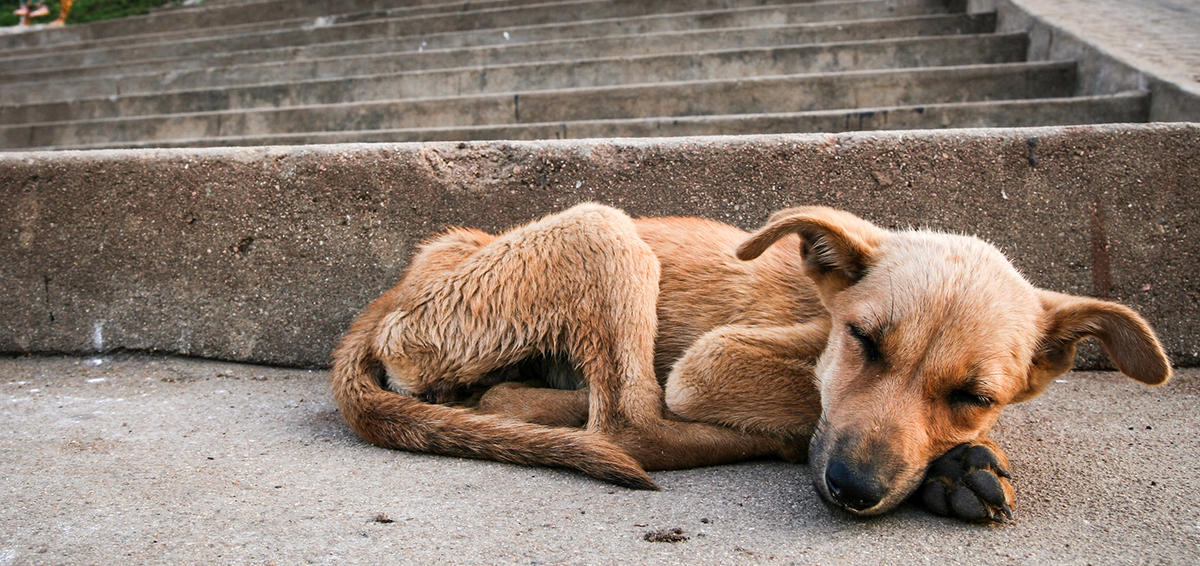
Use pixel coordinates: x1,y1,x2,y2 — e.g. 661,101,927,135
1,355,1197,564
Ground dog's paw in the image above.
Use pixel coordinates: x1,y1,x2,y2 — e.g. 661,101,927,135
918,443,1013,523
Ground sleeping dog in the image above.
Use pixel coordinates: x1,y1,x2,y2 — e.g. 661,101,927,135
331,204,1169,522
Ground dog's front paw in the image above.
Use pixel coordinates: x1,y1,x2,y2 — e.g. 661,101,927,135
918,443,1013,523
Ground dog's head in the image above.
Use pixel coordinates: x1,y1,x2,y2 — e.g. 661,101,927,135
737,207,1171,516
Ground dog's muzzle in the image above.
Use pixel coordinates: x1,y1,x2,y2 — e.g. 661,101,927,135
811,424,919,516
823,458,886,512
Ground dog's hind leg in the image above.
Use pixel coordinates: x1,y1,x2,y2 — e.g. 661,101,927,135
335,206,664,488
611,417,803,470
472,380,793,469
516,205,805,469
532,204,665,434
397,203,665,431
388,204,791,473
476,382,589,428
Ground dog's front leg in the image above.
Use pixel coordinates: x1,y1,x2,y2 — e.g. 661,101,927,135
917,437,1015,523
663,321,829,461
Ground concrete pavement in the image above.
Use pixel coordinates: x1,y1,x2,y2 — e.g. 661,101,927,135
1,355,1196,564
997,0,1200,121
1009,0,1200,96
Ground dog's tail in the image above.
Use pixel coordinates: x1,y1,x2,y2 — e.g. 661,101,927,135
329,304,657,490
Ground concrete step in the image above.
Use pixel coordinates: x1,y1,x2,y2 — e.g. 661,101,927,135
0,0,783,59
0,62,1079,150
1,0,827,57
0,12,994,93
0,0,554,51
0,0,562,55
0,0,951,74
59,93,1150,150
0,13,996,103
0,34,1029,125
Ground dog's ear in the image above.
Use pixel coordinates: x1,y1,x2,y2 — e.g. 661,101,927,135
1019,290,1171,402
736,207,887,290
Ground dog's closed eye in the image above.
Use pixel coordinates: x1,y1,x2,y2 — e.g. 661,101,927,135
947,389,995,409
847,323,883,364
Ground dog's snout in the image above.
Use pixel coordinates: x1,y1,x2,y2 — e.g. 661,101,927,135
825,459,886,511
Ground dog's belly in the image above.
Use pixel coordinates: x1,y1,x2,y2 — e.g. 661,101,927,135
511,353,585,390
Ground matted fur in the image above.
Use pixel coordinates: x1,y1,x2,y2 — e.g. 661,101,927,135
331,203,1171,520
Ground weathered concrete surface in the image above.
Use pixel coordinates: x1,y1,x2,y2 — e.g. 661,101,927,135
1,125,1197,369
0,0,524,51
1,62,1079,150
52,94,1148,150
0,0,945,74
0,0,844,54
1,355,1197,564
0,34,1029,124
0,14,997,94
997,0,1200,121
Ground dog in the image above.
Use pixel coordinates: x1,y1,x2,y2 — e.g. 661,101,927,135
330,203,1170,522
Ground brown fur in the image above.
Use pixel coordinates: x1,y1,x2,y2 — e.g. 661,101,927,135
330,203,1170,519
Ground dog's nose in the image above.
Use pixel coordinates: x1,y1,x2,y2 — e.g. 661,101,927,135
825,459,886,511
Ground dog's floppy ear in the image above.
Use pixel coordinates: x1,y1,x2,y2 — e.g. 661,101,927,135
736,206,887,290
1019,290,1171,402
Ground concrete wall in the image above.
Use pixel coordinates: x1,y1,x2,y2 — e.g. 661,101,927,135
1,124,1197,368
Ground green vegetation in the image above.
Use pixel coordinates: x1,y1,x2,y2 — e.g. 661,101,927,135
1,0,190,28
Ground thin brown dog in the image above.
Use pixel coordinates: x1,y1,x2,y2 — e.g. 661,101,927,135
330,204,1170,522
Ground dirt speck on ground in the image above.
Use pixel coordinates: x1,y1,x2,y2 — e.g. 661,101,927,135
644,528,688,543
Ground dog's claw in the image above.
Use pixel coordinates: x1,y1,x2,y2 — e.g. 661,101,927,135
963,469,1007,507
986,502,1014,524
918,442,1014,524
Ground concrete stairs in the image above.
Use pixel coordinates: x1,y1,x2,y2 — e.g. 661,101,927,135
0,0,1150,150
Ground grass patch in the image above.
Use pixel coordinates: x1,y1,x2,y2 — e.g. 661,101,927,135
1,0,190,28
